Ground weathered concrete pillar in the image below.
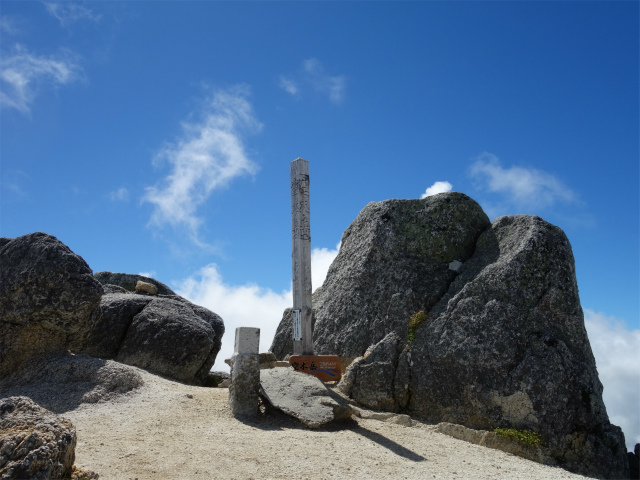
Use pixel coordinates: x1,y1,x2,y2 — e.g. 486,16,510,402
228,327,260,417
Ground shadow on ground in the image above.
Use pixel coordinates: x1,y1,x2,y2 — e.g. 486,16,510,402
352,424,426,461
0,354,143,413
235,398,426,462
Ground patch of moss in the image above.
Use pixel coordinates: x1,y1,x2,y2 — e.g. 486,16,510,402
493,427,543,447
407,310,429,343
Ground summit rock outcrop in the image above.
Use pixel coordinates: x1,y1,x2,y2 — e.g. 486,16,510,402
271,192,490,360
270,192,628,479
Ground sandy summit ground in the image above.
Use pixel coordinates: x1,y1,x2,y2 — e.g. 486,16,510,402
43,368,592,480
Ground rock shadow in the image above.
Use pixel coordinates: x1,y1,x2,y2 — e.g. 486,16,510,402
236,395,359,432
352,425,426,462
0,354,143,414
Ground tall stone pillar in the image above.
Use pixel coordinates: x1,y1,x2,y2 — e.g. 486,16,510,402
290,158,314,355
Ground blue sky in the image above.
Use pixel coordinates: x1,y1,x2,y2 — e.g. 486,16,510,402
1,1,638,449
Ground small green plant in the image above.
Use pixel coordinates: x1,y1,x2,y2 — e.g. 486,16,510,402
407,310,429,343
493,428,543,447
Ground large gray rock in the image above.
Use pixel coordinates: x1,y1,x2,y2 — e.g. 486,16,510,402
260,368,353,428
76,292,224,385
334,212,628,478
270,192,490,360
0,233,104,378
0,396,76,480
117,296,224,384
94,271,176,295
403,215,628,478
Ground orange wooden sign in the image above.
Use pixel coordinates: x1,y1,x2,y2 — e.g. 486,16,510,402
289,355,341,382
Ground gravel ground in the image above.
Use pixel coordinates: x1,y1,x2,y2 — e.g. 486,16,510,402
58,368,592,480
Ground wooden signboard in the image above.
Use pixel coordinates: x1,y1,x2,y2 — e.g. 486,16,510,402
289,355,341,382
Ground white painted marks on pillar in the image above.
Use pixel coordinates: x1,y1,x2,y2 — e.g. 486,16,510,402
292,310,302,341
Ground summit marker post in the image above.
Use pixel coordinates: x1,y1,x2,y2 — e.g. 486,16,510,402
289,158,341,381
290,158,314,356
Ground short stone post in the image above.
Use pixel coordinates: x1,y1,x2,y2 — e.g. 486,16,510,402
228,327,260,417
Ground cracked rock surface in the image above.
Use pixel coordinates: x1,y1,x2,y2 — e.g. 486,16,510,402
0,396,77,480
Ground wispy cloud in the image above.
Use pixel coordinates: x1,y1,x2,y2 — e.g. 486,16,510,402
177,243,339,371
279,58,346,105
0,16,21,36
108,187,129,202
44,2,101,27
584,309,640,450
0,45,81,114
421,181,452,198
1,169,30,203
470,153,577,211
142,87,262,245
278,76,299,97
303,58,346,104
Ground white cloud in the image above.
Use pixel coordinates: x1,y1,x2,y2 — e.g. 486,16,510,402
278,76,299,97
421,181,452,198
584,309,640,451
279,59,346,105
470,153,576,210
108,187,129,202
137,271,157,278
177,265,291,372
303,58,346,105
142,87,261,244
311,242,340,292
177,243,340,372
44,2,101,27
0,45,81,114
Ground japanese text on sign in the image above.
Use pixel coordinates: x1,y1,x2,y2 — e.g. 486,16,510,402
289,355,342,382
